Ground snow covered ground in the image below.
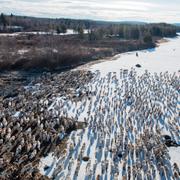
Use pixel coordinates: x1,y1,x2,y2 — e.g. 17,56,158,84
0,29,89,37
38,35,180,179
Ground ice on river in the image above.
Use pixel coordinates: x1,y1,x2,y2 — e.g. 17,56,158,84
90,35,180,76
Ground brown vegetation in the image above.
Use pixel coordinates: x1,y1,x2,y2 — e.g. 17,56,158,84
0,34,156,71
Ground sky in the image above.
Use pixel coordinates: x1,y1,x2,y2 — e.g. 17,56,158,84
0,0,180,23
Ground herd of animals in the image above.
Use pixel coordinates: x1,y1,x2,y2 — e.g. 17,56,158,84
0,70,93,179
39,68,179,180
0,64,179,180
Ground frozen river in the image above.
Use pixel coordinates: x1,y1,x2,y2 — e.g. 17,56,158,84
90,35,180,75
39,35,180,180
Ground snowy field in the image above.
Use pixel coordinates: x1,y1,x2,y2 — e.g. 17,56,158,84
38,35,180,180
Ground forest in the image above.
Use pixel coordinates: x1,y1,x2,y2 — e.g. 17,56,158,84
0,13,178,37
0,13,179,71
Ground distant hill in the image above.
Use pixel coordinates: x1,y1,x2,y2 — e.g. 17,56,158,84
174,24,180,32
174,23,180,26
0,13,178,34
95,20,147,25
0,13,147,30
115,21,147,25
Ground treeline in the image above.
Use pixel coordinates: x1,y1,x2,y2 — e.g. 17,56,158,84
0,13,178,46
0,13,178,39
0,13,102,32
175,24,180,32
88,23,177,43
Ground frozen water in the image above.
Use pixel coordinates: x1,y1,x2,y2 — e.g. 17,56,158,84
90,35,180,76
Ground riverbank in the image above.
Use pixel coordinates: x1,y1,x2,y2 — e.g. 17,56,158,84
0,33,161,72
89,34,180,76
76,37,172,72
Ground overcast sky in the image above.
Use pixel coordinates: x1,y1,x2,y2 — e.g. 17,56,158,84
0,0,180,23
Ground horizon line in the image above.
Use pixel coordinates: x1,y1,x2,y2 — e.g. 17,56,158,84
1,12,179,25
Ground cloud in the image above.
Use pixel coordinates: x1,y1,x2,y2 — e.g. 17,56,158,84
0,0,179,23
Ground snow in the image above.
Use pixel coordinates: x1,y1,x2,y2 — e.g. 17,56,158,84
13,111,21,118
0,29,89,37
38,153,58,177
169,147,180,167
52,49,58,53
18,49,29,55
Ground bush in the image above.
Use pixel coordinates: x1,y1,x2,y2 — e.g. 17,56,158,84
143,34,152,44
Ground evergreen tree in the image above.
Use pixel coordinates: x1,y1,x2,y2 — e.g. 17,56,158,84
0,13,7,28
143,34,152,44
60,24,67,34
77,26,84,39
56,26,61,34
